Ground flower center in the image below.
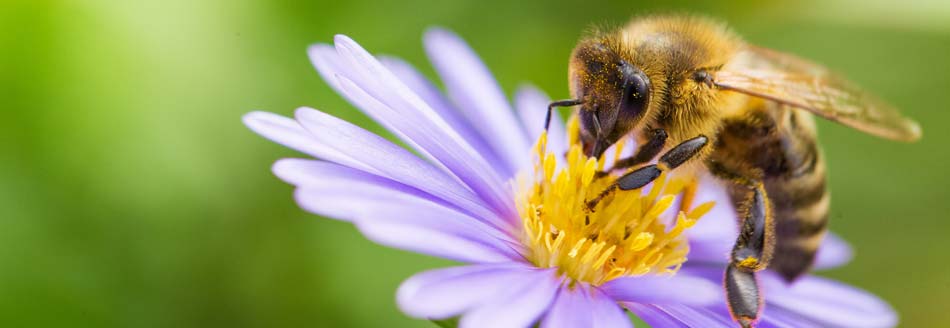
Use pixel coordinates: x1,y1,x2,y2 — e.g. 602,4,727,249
514,119,714,286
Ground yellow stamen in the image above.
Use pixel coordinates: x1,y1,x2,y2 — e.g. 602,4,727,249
515,119,714,286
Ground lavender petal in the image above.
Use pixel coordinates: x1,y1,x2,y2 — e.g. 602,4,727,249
627,304,735,328
355,221,515,264
293,183,522,262
590,287,633,328
397,264,542,320
378,55,507,175
307,44,352,96
309,43,487,187
626,303,689,328
600,275,720,306
243,111,374,173
459,268,560,328
326,37,518,217
272,158,507,228
540,286,594,328
540,285,632,328
813,232,853,270
273,158,407,194
760,271,898,328
292,107,509,230
424,28,530,173
758,306,825,328
683,267,897,328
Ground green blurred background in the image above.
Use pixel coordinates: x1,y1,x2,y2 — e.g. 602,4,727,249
2,0,948,326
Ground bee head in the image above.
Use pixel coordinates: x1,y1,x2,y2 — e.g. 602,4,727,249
568,40,651,158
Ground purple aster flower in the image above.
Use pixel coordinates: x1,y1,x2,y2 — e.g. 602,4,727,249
243,28,897,328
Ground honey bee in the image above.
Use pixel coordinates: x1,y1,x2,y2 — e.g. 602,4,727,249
546,15,921,327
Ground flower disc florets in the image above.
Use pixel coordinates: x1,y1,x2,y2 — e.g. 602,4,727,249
516,119,713,286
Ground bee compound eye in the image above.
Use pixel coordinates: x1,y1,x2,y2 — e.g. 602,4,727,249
620,66,650,119
627,73,649,100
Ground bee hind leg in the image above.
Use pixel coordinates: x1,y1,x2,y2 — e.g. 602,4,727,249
586,134,708,210
725,182,776,328
726,266,760,328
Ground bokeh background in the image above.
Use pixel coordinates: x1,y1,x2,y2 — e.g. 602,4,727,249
3,0,949,326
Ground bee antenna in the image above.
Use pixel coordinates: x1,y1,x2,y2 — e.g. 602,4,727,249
546,99,583,131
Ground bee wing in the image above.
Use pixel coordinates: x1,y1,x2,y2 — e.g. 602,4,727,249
714,47,921,142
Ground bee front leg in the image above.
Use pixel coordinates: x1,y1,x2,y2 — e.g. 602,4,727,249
596,129,668,178
725,182,776,328
587,134,707,210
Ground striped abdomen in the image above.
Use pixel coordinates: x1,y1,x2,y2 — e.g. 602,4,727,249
712,102,830,282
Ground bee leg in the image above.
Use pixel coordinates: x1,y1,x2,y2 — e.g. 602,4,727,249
587,135,707,210
726,266,759,328
611,129,668,171
596,129,668,178
725,182,776,328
